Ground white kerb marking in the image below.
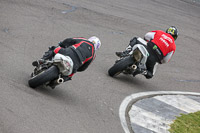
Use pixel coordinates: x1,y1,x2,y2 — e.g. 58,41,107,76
129,105,171,133
119,91,200,133
154,95,200,113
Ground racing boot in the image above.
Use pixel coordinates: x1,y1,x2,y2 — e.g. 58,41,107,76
32,59,45,67
42,50,55,60
115,45,132,57
32,51,53,67
115,50,130,58
32,47,56,67
116,37,139,57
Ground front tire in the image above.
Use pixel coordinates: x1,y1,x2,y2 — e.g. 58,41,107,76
108,56,134,77
28,66,59,88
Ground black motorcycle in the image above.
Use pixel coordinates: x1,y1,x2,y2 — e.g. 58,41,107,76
28,53,73,89
108,37,149,77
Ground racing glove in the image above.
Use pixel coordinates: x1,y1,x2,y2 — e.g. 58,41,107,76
48,46,57,51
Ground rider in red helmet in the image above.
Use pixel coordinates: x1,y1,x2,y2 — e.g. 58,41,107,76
116,26,178,79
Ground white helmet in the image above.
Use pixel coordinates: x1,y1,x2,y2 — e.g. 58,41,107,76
88,36,101,51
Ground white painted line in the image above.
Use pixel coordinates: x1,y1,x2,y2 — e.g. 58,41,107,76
154,95,200,113
119,91,200,133
129,105,171,133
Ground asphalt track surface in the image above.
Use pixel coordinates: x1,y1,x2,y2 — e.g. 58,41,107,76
0,0,200,133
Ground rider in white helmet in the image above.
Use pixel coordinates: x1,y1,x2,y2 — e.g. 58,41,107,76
33,36,101,81
88,36,101,51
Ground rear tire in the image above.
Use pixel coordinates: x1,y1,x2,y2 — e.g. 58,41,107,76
28,66,59,88
108,56,134,77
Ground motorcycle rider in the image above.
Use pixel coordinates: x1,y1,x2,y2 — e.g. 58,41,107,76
116,26,178,79
32,36,101,82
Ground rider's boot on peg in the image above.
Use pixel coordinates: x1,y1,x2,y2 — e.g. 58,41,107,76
32,50,54,67
115,45,132,58
116,37,139,58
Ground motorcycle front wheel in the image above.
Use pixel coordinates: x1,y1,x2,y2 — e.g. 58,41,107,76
108,56,134,77
28,66,59,88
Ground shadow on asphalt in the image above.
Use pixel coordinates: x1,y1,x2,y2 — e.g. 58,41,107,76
108,74,158,91
30,85,77,104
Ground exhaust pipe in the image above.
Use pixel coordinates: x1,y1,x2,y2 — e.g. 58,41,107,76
132,65,137,70
57,78,64,84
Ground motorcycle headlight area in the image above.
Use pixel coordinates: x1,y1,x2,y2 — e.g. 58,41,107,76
133,48,143,62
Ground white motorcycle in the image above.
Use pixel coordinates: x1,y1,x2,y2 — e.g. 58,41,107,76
108,37,149,77
28,53,73,89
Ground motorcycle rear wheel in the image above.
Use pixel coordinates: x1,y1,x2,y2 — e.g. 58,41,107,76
108,56,134,77
28,66,59,88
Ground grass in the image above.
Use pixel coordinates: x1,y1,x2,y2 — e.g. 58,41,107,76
169,111,200,133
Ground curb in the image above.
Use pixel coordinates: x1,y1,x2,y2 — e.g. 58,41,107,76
119,91,200,133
